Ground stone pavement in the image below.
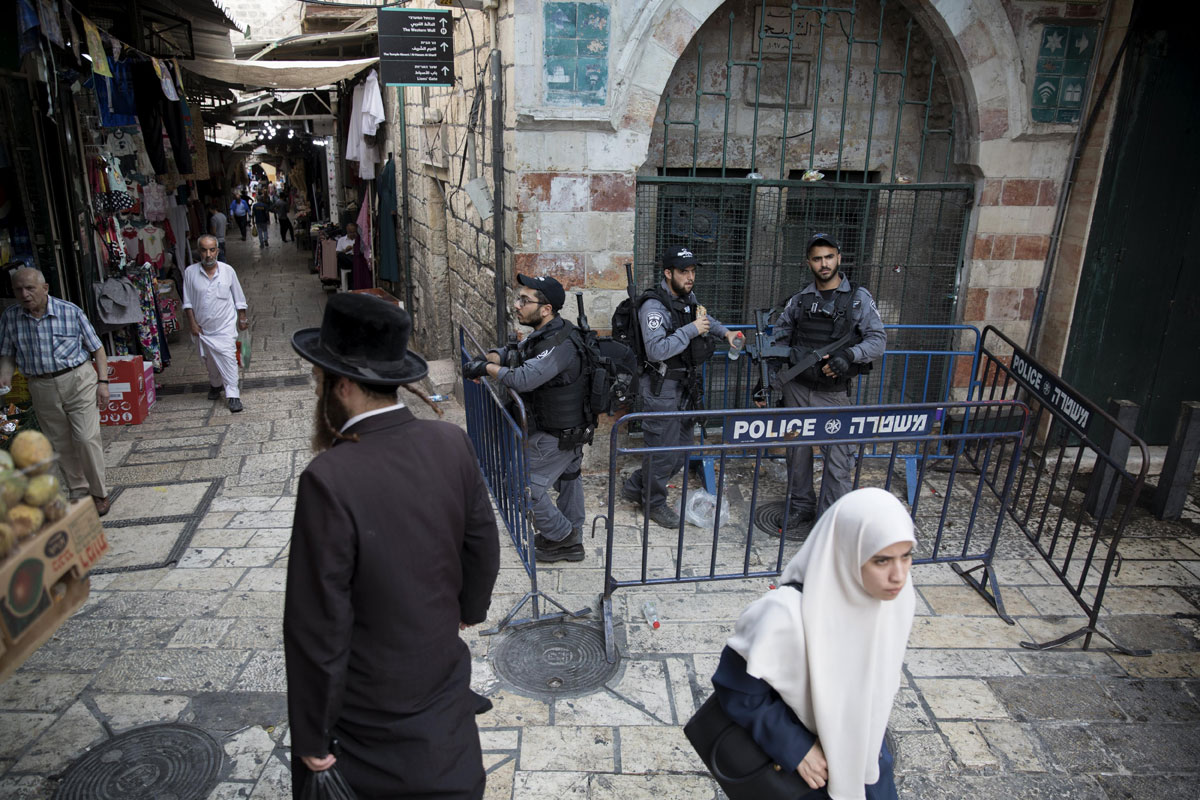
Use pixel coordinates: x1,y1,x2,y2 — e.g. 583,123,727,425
0,233,1198,799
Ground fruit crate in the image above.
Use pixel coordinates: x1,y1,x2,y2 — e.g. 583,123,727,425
0,500,108,681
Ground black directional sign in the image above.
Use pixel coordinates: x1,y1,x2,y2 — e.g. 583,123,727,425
378,8,455,87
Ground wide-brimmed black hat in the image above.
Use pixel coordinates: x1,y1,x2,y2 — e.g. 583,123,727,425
292,293,427,385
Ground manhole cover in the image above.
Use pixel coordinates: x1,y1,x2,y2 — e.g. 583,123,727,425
54,724,223,800
491,621,617,696
754,500,813,541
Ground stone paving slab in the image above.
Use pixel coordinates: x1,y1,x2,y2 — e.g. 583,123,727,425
1,235,1198,798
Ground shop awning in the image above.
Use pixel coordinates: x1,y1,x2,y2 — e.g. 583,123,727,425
179,56,378,91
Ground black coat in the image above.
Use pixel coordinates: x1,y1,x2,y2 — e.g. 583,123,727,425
284,407,500,799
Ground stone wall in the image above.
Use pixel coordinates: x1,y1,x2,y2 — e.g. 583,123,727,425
220,0,303,42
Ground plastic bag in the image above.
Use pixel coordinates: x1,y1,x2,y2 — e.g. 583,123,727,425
677,488,730,529
236,329,252,369
298,765,358,800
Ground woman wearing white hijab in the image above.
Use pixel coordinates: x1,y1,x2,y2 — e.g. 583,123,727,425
714,487,916,799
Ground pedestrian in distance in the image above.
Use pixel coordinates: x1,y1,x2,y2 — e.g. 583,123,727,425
709,487,915,799
251,196,271,247
229,194,249,241
620,246,741,528
182,235,248,413
462,275,591,563
764,233,886,521
274,192,294,243
286,293,500,799
207,200,228,262
0,267,113,515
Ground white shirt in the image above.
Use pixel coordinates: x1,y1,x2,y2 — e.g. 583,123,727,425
336,235,358,255
182,262,248,336
340,402,406,433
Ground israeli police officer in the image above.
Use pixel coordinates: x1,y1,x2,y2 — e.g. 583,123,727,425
771,233,886,521
621,247,741,528
464,275,588,562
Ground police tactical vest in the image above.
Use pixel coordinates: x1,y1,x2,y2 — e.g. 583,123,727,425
517,320,589,433
787,282,869,387
641,286,715,373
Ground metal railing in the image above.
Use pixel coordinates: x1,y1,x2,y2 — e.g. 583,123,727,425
459,327,588,632
971,326,1151,655
596,400,1028,662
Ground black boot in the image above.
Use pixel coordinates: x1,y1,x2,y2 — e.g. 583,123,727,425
534,528,585,562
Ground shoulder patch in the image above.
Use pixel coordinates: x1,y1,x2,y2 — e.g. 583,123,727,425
646,312,664,330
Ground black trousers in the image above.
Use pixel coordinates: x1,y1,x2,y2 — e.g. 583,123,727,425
131,62,193,175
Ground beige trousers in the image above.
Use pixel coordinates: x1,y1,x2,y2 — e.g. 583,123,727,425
27,363,108,499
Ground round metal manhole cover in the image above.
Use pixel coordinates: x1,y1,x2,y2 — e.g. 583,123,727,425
754,501,813,542
54,723,223,800
491,620,617,696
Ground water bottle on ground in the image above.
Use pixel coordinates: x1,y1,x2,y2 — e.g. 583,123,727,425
726,331,745,361
642,601,660,629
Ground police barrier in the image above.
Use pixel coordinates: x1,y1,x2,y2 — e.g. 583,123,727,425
694,324,982,501
971,326,1150,654
459,327,588,632
597,400,1028,662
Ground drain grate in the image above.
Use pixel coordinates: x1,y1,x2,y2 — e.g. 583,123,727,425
753,500,814,542
491,621,617,697
157,374,309,396
53,724,223,800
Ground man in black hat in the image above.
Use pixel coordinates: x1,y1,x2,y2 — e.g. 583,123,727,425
620,247,741,528
285,293,500,799
463,274,590,562
768,233,886,520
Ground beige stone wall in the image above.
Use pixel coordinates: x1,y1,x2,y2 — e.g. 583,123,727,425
220,0,303,42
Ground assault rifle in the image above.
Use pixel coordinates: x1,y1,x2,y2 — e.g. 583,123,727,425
744,309,857,404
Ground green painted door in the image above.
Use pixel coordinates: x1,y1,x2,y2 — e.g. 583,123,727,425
1062,3,1200,444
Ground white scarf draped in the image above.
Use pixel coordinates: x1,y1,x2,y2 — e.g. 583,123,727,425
726,487,916,800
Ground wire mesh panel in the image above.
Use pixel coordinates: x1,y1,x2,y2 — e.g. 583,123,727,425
635,178,971,347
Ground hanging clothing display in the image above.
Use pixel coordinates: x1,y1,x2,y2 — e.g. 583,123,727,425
142,180,167,221
111,262,164,370
358,69,385,180
90,60,138,128
140,224,166,270
165,196,190,272
377,157,400,283
131,60,193,175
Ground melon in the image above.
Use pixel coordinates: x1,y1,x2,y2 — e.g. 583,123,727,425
10,430,53,474
0,471,27,508
42,495,68,523
0,522,13,559
25,474,60,507
8,503,44,538
0,450,13,471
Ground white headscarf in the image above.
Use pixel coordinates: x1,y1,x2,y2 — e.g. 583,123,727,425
726,487,916,800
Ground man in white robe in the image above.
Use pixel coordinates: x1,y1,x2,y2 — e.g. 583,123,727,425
183,235,249,412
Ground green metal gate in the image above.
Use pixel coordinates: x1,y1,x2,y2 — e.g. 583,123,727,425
634,0,973,345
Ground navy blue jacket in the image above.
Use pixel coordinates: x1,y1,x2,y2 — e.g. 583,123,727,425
711,647,898,800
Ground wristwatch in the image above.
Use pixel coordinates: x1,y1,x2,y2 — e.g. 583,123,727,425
97,380,109,384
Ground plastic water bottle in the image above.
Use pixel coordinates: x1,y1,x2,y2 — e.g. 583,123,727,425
642,601,660,630
726,331,745,361
428,394,449,402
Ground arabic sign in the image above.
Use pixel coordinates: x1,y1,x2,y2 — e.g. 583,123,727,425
723,409,934,444
1008,344,1092,435
379,8,455,87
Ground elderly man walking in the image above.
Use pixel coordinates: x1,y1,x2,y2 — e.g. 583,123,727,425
0,268,113,515
182,235,249,413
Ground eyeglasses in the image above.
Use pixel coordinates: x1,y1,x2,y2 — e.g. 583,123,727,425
515,296,546,308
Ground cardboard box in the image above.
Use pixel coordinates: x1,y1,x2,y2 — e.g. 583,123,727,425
96,355,150,426
0,499,107,680
143,361,157,408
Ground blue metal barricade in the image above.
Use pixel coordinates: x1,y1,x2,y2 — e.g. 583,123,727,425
459,327,589,632
693,325,982,501
597,400,1028,662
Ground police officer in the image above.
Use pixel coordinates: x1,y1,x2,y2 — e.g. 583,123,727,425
770,233,886,521
621,247,741,528
464,275,588,562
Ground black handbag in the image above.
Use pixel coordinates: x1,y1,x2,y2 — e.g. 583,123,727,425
684,694,818,800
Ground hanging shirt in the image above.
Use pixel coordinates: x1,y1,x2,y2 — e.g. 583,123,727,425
357,70,385,180
121,227,142,263
344,83,364,164
140,225,166,269
143,182,168,222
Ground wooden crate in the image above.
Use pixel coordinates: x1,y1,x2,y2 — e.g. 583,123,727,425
0,500,108,681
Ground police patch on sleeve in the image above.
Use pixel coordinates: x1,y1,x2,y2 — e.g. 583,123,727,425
646,312,663,330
